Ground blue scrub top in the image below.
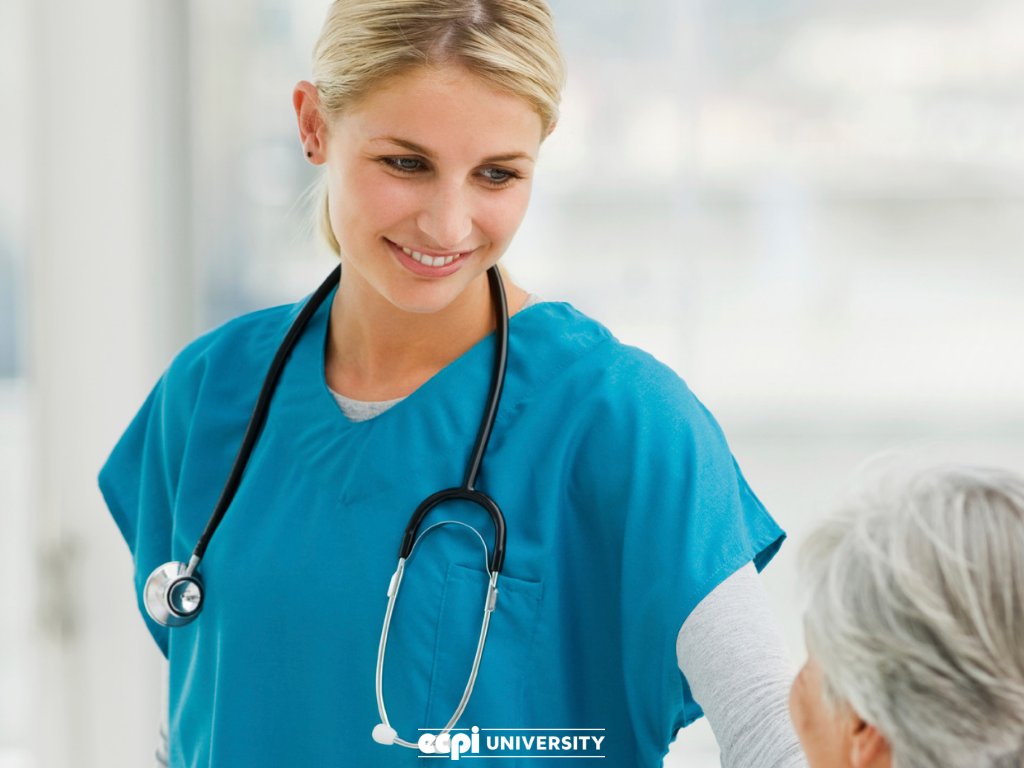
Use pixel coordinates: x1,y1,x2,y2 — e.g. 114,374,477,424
99,288,784,767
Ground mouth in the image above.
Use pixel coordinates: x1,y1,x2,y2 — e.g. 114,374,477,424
400,244,463,267
386,239,473,277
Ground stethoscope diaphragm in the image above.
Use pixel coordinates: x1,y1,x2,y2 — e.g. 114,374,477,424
144,560,205,627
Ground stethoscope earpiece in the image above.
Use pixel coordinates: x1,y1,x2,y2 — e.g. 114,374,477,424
371,724,397,745
144,560,205,627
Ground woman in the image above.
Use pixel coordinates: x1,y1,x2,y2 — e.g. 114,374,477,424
789,466,1024,768
100,1,802,765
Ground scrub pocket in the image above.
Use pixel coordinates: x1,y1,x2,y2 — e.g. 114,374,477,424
424,563,544,729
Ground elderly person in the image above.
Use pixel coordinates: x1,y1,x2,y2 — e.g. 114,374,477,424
789,465,1024,768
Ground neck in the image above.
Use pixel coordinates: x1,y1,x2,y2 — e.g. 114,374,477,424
325,267,527,401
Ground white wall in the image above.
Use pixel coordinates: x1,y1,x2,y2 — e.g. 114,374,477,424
26,0,193,765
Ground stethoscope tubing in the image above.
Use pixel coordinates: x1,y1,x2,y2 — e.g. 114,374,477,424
462,266,509,493
373,268,510,748
398,266,509,573
376,522,500,749
190,265,342,565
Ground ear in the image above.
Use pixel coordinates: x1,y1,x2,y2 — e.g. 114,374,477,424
293,81,327,164
849,714,892,768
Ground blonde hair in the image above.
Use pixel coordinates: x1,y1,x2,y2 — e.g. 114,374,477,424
799,465,1024,768
310,0,566,254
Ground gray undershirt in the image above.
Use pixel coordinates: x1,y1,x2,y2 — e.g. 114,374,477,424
679,563,805,768
153,294,804,768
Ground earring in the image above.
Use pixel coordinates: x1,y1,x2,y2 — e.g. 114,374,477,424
306,151,312,158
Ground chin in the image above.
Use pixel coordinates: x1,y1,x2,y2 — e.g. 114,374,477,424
383,282,466,315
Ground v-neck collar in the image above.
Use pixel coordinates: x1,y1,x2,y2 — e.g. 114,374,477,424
289,285,517,432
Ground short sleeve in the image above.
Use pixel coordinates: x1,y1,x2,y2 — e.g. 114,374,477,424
97,302,300,658
571,347,785,759
99,367,193,656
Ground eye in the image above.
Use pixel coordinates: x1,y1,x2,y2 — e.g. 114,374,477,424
479,167,521,188
381,156,425,173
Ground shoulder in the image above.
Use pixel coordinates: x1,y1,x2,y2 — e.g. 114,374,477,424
161,300,303,408
520,300,711,431
519,302,740,497
100,298,308,525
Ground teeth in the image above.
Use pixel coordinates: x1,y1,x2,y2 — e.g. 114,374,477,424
398,244,460,267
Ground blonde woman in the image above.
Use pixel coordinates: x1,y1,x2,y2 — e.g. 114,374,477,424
100,1,803,765
790,466,1024,768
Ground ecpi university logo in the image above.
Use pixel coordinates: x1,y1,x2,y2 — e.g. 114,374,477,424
417,727,607,760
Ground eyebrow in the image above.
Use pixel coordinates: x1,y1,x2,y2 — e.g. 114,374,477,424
371,136,534,164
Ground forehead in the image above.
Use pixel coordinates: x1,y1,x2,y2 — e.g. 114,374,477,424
336,64,544,159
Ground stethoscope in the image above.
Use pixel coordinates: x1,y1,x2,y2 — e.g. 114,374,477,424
142,264,510,751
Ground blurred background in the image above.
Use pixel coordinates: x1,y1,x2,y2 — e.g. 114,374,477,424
2,0,1023,765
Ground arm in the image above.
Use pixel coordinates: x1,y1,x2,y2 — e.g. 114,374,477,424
676,562,806,768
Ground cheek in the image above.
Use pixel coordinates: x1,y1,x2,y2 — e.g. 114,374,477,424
789,667,848,768
790,669,825,762
330,163,415,234
476,184,533,244
789,671,812,739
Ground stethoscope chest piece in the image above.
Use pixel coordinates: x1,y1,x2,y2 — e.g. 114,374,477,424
144,561,205,627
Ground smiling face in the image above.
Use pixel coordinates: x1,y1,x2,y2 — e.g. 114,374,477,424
320,64,544,314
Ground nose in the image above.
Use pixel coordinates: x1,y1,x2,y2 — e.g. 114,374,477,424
416,180,473,250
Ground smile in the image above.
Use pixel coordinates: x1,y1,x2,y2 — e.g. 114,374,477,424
399,245,462,267
386,239,473,278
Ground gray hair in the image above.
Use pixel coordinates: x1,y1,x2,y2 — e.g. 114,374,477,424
799,465,1024,768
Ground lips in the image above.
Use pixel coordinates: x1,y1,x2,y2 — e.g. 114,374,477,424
386,239,472,278
398,244,462,267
